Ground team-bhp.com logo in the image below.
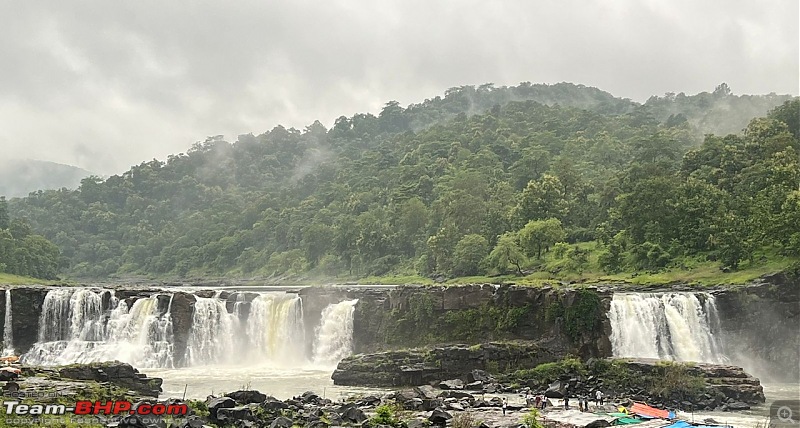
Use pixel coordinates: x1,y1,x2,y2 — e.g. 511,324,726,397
4,400,188,416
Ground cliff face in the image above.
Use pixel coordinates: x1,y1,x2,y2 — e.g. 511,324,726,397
351,284,612,359
714,273,800,382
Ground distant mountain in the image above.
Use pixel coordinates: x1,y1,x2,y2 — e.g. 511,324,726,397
0,159,94,198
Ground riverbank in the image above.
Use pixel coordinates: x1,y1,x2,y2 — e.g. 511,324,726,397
0,360,784,428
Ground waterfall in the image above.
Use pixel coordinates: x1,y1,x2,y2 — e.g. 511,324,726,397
608,292,726,363
23,289,174,368
186,295,237,365
246,294,306,365
21,287,359,370
312,299,358,367
2,289,13,356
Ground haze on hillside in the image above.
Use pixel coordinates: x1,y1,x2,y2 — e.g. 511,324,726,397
0,0,797,175
0,159,93,198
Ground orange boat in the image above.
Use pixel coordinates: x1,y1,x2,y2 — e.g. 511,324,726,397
629,402,672,419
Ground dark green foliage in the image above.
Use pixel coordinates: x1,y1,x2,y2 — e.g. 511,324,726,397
367,404,404,428
4,82,797,280
0,211,60,279
562,289,602,343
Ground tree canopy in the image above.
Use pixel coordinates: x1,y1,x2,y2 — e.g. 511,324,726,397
5,83,797,279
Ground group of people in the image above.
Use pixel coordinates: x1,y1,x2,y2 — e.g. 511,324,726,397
524,392,549,410
522,389,605,413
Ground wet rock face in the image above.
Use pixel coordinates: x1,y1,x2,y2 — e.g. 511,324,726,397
332,341,559,387
713,275,800,382
351,284,612,359
57,361,163,397
9,287,48,354
169,292,196,367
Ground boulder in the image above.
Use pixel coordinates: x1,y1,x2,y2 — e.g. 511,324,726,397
216,406,255,423
206,396,235,419
467,369,492,383
340,405,367,423
545,380,567,398
226,390,267,404
439,379,464,390
415,385,438,400
270,416,294,428
428,407,453,426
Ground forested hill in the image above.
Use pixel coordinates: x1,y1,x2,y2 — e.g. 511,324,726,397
6,82,799,280
0,159,93,198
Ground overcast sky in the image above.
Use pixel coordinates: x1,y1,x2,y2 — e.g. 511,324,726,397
1,0,797,175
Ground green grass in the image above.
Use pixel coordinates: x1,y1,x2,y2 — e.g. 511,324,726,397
372,242,797,288
355,274,434,285
0,272,55,285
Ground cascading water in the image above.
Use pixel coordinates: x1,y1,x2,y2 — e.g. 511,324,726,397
2,289,13,356
186,295,237,365
608,292,725,363
24,289,175,368
312,299,358,367
21,287,359,371
246,294,306,365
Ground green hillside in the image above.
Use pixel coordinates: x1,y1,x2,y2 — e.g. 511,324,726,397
5,83,798,282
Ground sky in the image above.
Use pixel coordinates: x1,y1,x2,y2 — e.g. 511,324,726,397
1,0,798,175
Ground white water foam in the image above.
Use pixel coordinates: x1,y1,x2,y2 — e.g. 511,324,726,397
608,292,726,363
312,299,358,367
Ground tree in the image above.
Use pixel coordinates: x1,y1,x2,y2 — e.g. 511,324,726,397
519,218,566,259
0,197,8,230
486,232,526,275
514,175,568,227
452,234,489,277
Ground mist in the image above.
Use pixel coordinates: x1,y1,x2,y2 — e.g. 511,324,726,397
0,0,796,175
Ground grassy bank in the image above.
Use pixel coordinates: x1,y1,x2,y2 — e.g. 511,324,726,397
0,272,56,285
353,241,797,288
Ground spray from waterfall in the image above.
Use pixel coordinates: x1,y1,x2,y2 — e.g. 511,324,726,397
21,288,359,370
312,299,358,367
2,289,13,357
608,292,726,363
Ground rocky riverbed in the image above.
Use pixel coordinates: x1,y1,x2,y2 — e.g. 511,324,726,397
0,358,771,428
333,344,765,412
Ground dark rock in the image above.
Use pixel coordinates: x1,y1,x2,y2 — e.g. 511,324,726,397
270,416,294,428
226,390,267,404
176,417,206,428
403,398,424,410
545,380,567,398
407,419,428,428
415,385,438,400
439,379,464,390
206,396,235,419
216,406,255,423
428,407,453,426
301,391,320,403
262,399,290,412
467,369,492,383
396,389,420,402
439,390,474,400
358,395,382,407
465,381,483,390
724,401,751,411
306,421,328,428
422,399,443,411
58,361,162,397
340,405,367,423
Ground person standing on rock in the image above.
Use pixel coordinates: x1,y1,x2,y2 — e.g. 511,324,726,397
564,395,570,410
534,394,542,409
502,398,507,416
595,390,604,406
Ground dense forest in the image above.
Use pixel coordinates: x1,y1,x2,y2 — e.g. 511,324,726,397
5,82,798,281
0,197,61,279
